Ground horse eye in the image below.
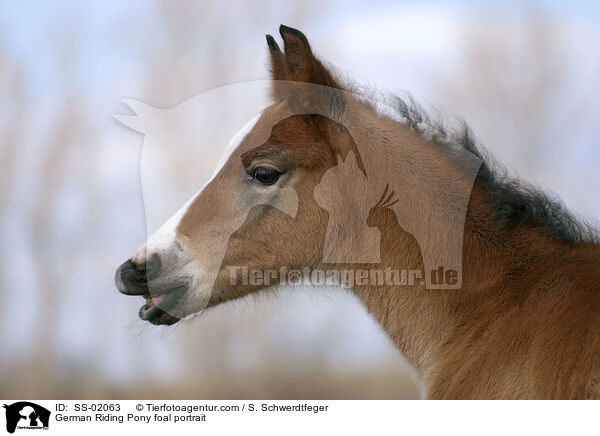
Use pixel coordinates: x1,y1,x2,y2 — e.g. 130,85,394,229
252,166,281,186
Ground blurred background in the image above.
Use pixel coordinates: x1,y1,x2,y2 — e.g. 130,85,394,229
0,0,599,399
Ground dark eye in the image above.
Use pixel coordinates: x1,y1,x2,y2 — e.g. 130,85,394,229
252,166,281,185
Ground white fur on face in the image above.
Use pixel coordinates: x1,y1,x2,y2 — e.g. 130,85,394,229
133,113,261,264
131,110,299,321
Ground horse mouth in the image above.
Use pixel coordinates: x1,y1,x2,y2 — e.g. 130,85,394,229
135,285,188,325
116,268,189,325
115,257,198,325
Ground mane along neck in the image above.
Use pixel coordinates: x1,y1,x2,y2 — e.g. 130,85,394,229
331,98,600,393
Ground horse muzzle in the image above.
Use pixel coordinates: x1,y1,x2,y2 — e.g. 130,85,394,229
115,253,190,325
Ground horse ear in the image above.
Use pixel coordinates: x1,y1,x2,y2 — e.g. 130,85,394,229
279,25,314,82
267,25,340,100
266,34,286,81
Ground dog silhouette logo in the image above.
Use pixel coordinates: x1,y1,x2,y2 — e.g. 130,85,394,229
2,402,50,433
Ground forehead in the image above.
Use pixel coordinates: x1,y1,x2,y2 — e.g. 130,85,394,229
231,100,331,169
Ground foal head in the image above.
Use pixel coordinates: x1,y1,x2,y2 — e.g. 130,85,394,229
115,26,367,324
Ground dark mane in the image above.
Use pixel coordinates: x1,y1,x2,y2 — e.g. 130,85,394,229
337,76,598,244
388,94,598,244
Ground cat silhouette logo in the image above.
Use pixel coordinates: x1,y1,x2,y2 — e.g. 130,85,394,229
2,402,50,433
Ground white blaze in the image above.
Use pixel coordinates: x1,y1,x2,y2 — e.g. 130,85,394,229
134,113,261,263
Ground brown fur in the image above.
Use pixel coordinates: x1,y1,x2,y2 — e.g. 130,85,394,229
176,26,600,399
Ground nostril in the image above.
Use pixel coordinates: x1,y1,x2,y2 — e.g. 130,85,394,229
132,260,146,273
116,259,150,295
116,260,145,295
130,254,161,275
116,254,162,295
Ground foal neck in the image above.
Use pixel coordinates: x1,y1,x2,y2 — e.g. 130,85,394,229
346,166,572,383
